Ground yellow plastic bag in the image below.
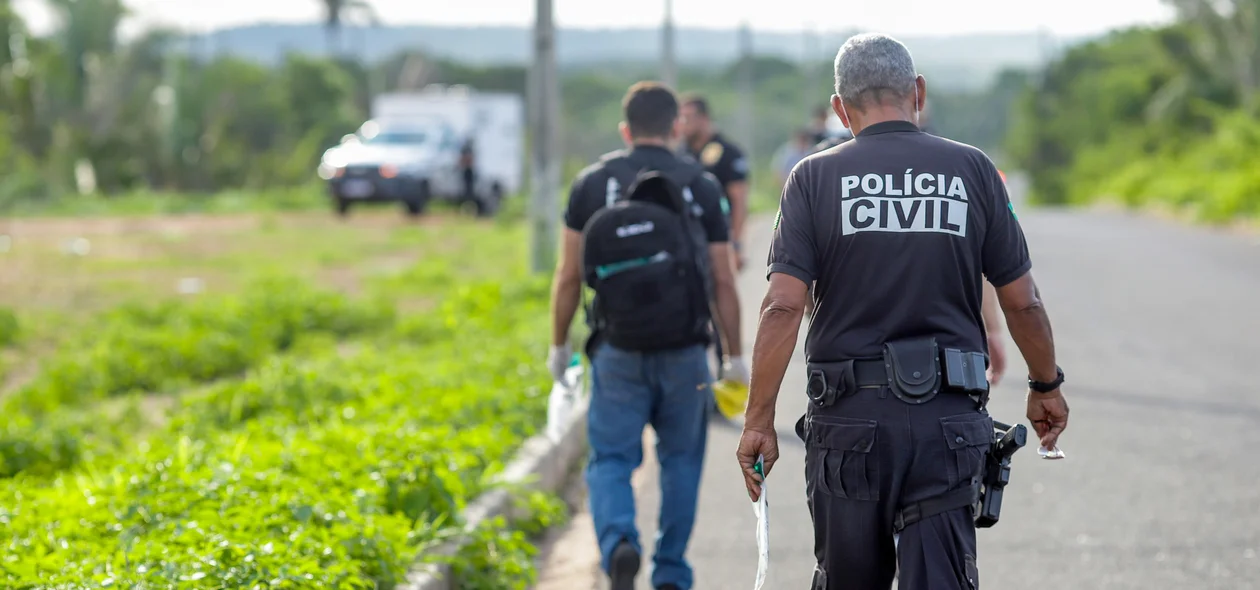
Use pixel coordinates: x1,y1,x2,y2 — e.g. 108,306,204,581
713,379,749,420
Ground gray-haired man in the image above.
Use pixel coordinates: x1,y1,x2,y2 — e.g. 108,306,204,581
736,33,1070,589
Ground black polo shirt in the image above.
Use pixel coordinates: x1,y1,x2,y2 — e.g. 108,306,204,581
682,132,749,191
768,120,1032,361
563,145,729,244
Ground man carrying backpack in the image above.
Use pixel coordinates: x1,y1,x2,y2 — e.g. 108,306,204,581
547,81,746,590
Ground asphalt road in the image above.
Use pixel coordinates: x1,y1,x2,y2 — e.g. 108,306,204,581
623,177,1260,589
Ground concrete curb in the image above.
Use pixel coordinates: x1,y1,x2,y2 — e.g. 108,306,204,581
396,392,591,590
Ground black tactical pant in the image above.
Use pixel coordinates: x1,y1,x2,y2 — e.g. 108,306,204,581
461,167,476,199
798,387,991,590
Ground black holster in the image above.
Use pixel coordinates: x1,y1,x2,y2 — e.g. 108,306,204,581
806,360,856,409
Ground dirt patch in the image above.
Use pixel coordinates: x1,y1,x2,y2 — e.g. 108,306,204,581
534,480,602,590
1,213,263,240
0,351,37,399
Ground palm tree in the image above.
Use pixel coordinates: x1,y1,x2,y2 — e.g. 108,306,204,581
47,0,128,109
319,0,378,58
1160,0,1260,109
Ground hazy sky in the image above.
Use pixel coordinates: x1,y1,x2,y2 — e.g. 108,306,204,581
16,0,1175,37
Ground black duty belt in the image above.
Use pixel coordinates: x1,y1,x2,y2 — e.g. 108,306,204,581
806,337,991,409
806,358,885,407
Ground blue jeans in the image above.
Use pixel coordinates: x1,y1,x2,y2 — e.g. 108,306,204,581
586,342,712,590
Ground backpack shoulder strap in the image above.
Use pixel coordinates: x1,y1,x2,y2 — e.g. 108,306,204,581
660,161,705,215
596,153,641,208
668,159,705,189
623,170,690,214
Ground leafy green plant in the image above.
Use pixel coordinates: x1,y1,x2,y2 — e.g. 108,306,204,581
0,307,18,347
0,277,558,588
451,492,570,590
7,276,394,414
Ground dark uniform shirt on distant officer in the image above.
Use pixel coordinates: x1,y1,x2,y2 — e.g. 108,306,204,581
564,144,729,243
682,132,748,209
811,128,854,154
770,119,1033,589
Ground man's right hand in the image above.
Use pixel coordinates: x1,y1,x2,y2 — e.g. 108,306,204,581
1026,389,1069,450
723,356,750,385
736,426,779,502
731,242,747,273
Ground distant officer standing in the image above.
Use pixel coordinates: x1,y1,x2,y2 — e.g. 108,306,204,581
550,81,747,590
678,94,751,272
809,105,832,145
735,33,1071,589
458,138,477,200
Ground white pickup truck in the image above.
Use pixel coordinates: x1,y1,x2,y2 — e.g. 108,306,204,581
317,85,524,218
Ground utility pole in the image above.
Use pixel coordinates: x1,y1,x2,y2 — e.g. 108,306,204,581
529,0,561,273
801,24,815,124
661,0,677,88
736,22,755,162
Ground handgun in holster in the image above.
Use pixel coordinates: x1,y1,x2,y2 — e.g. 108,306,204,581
975,420,1027,528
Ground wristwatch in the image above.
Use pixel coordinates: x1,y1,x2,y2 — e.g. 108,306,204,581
1028,367,1065,394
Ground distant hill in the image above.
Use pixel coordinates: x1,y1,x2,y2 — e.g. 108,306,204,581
187,24,1089,90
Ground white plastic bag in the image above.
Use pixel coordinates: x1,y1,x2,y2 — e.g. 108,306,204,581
545,355,585,443
751,455,770,590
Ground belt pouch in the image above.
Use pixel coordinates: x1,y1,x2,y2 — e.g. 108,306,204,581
943,347,990,394
883,337,942,404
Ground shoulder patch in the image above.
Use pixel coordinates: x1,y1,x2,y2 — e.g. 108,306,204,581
700,142,724,166
773,208,782,230
1008,201,1018,220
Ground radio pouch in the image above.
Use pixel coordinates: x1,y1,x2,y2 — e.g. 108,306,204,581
943,347,990,394
883,337,942,405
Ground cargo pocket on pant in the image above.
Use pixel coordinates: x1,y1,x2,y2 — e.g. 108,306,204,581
964,554,979,589
805,415,879,501
940,414,993,489
811,564,827,589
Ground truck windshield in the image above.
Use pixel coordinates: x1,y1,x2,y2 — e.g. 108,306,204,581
361,131,430,145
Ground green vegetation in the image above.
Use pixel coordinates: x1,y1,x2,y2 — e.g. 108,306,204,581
1,280,555,587
1008,2,1260,222
14,278,392,412
0,212,564,588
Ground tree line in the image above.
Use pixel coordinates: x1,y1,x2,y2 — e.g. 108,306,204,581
1008,0,1260,221
0,0,1032,212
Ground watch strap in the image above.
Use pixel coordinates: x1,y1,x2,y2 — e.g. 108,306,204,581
1028,367,1064,393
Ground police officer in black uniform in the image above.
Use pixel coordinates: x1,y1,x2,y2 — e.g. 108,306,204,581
678,94,751,272
735,33,1071,589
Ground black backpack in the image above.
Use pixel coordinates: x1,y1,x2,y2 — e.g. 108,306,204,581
580,157,715,354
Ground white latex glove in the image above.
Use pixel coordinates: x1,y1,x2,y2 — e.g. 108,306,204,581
547,343,572,383
723,355,750,385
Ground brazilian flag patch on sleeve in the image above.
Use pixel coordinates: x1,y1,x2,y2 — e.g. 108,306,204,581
773,209,782,230
1008,201,1018,220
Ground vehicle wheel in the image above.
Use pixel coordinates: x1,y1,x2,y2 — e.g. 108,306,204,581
403,182,431,218
335,198,351,217
474,183,503,218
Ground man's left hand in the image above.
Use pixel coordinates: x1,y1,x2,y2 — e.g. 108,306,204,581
547,343,572,383
723,356,750,385
986,332,1007,386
